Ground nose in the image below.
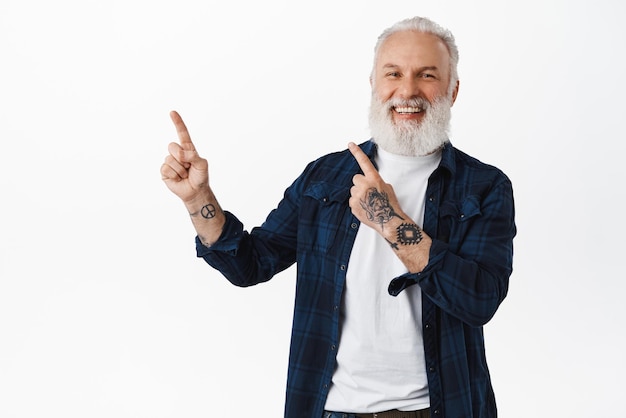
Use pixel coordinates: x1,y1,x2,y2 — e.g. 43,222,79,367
397,76,420,99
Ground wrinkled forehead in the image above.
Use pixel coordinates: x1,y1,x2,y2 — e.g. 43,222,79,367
375,30,452,71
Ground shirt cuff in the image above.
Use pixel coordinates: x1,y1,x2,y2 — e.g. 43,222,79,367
387,239,449,296
195,211,244,257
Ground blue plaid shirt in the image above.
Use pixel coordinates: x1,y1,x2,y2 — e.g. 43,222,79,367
197,140,516,418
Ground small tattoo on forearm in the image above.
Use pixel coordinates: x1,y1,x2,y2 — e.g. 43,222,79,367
200,204,217,219
360,187,404,227
396,223,423,245
190,203,217,219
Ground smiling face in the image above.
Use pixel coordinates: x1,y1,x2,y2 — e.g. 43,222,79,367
372,30,458,123
369,29,460,156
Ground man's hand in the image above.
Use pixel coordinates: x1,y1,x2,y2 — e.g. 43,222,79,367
161,111,225,247
161,111,210,204
348,142,407,233
348,142,431,272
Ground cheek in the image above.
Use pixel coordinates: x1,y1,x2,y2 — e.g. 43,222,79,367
373,83,394,102
425,84,450,102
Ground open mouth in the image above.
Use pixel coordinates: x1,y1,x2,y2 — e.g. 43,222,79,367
394,106,423,114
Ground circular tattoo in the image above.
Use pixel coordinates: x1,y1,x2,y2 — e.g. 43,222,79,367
396,223,423,245
201,204,217,219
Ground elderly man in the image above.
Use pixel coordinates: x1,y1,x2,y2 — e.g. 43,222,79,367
161,16,515,418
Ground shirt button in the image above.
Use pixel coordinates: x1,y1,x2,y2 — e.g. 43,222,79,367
428,196,435,202
331,345,336,351
340,265,346,271
351,223,358,229
333,305,339,311
429,366,435,372
424,323,431,330
460,214,465,219
433,409,440,415
323,197,328,202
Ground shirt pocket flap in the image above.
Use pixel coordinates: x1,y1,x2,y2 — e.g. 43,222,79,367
460,195,482,221
440,195,482,222
304,181,350,205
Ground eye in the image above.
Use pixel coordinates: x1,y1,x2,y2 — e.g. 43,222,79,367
421,73,436,79
386,72,401,78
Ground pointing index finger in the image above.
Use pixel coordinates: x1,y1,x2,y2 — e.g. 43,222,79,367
170,110,195,148
348,142,378,177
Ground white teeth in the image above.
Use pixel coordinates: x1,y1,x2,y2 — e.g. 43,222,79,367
395,106,422,114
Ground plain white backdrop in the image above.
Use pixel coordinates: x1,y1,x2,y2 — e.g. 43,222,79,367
1,0,625,416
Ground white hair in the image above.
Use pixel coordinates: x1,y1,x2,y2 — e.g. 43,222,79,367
371,16,459,94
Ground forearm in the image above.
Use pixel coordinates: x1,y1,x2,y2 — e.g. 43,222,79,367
197,195,299,287
184,189,226,247
378,216,432,274
378,205,512,326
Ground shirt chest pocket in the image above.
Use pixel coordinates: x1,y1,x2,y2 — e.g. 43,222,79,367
438,195,482,246
298,182,351,254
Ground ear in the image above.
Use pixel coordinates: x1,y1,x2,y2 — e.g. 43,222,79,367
450,79,460,106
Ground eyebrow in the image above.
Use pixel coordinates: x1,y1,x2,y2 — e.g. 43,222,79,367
381,64,440,72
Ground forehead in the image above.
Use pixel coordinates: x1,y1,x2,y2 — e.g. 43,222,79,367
376,30,451,70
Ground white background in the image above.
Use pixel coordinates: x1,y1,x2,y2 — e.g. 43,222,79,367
1,0,625,416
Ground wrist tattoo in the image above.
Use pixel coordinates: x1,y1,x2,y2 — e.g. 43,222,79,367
361,187,404,228
396,223,423,245
201,204,217,219
190,203,217,219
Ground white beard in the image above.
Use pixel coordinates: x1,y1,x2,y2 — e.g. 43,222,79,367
369,93,453,156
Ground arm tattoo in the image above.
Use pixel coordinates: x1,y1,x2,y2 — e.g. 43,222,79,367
200,204,217,219
360,187,404,228
385,223,423,251
190,203,217,220
396,223,423,245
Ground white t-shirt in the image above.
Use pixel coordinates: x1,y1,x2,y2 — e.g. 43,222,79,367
325,147,442,413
